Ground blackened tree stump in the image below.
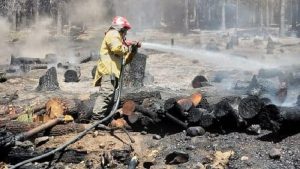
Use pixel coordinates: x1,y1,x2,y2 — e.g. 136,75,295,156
123,53,147,88
36,67,60,91
238,96,263,119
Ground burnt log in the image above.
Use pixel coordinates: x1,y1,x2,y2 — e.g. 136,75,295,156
123,53,147,88
15,118,64,141
0,130,15,152
36,67,60,91
280,107,300,122
238,96,263,119
10,55,45,65
165,113,188,129
20,64,48,73
199,112,215,128
121,91,161,105
164,92,202,118
213,96,244,130
126,112,155,129
64,66,81,82
4,121,85,136
79,55,92,64
258,104,281,131
187,108,202,123
7,147,87,164
122,100,158,120
187,108,215,128
259,105,300,132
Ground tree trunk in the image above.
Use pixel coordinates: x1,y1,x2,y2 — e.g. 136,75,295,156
123,53,147,88
4,121,85,136
185,0,189,33
270,0,275,25
57,1,63,35
221,0,226,30
260,1,264,28
208,0,211,22
280,0,286,36
292,0,297,29
298,0,300,23
266,0,270,28
236,0,239,28
195,0,200,28
34,0,40,22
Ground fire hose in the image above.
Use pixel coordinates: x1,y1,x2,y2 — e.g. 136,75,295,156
10,58,127,169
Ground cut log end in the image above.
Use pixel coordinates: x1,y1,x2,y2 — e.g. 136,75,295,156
238,96,262,119
191,92,202,107
122,100,136,116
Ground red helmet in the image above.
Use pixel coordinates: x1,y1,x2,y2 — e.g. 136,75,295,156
112,16,131,30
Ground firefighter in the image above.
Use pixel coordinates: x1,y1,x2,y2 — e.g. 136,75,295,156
92,16,139,120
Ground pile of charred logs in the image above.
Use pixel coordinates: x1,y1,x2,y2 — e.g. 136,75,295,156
119,92,299,135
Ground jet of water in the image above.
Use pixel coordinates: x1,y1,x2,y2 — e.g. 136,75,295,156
142,42,276,71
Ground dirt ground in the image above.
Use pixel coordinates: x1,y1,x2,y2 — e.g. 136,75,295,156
1,28,300,169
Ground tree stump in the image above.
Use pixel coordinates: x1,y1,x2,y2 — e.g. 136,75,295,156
0,72,7,83
92,65,97,79
36,67,60,91
123,53,147,88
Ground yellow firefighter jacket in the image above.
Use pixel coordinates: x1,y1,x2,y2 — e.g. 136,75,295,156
93,29,134,87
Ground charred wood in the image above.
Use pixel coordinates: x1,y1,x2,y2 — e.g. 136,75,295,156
64,66,81,82
123,53,147,88
10,55,45,65
79,55,92,64
122,100,158,120
0,130,15,152
92,65,97,79
187,108,215,128
187,108,202,123
199,112,215,128
4,121,85,136
20,64,48,73
238,96,263,119
0,72,7,83
121,91,161,105
213,96,243,130
7,147,87,164
165,113,188,129
36,67,60,91
259,104,300,132
15,118,64,141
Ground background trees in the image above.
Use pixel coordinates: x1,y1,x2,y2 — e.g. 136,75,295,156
0,0,299,36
